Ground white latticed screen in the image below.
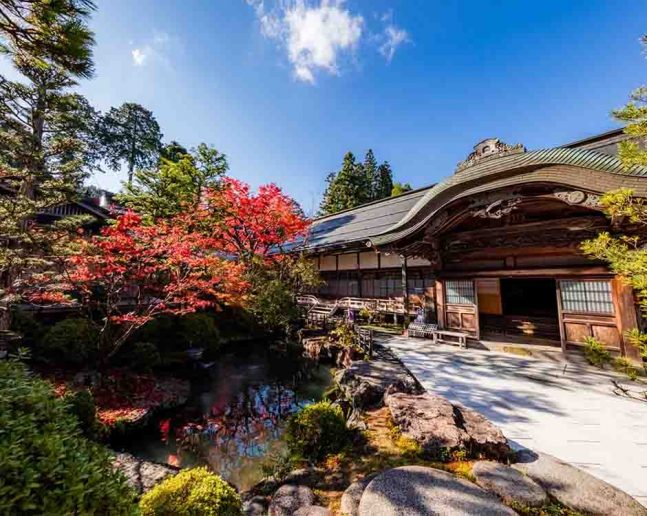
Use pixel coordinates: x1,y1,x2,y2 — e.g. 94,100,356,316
446,280,475,305
560,280,614,314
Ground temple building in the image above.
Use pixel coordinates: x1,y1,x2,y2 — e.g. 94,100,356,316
298,129,647,361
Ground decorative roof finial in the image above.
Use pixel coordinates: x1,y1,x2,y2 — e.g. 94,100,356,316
455,138,526,173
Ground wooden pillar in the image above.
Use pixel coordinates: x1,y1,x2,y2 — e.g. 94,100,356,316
357,252,362,298
435,279,445,329
401,255,410,326
613,277,641,362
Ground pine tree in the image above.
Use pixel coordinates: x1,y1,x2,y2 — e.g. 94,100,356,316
375,161,394,199
318,151,371,215
391,181,412,196
364,149,378,199
98,102,163,185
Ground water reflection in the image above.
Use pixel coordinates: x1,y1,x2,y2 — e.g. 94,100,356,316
124,344,331,490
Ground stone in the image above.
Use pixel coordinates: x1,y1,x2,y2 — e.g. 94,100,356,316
358,466,516,516
385,392,511,460
513,450,647,516
340,473,378,516
472,461,548,507
269,484,316,516
334,349,422,408
112,452,177,494
243,496,268,516
293,506,332,516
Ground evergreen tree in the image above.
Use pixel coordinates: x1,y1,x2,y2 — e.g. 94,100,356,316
375,161,394,199
0,0,96,330
318,151,370,215
391,181,412,196
98,102,162,185
117,144,228,220
160,140,189,163
363,149,378,198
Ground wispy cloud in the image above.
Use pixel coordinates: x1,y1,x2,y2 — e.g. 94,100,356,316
247,0,363,84
378,11,410,63
130,32,173,68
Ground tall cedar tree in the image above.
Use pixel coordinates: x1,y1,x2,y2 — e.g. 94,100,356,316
99,102,163,185
581,35,647,367
0,0,97,330
375,161,394,199
117,143,228,221
319,151,370,215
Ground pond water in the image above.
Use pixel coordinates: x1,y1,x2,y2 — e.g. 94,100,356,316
119,343,332,491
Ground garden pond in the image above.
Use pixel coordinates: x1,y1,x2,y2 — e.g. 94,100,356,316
115,342,332,490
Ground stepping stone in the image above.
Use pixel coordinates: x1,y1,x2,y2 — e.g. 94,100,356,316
513,450,647,516
341,473,379,516
472,461,548,507
358,466,516,516
269,484,315,516
294,506,332,515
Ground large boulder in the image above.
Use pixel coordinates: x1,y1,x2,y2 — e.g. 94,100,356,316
335,350,422,408
358,466,516,516
385,392,511,460
293,506,332,516
112,452,178,494
513,450,647,516
340,473,379,516
269,484,316,516
472,461,548,507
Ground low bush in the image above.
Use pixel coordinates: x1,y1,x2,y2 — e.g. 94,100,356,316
128,342,162,372
135,315,180,352
139,467,242,516
285,401,350,462
178,313,220,350
38,318,98,365
0,361,136,514
583,336,612,368
330,323,359,350
613,356,639,380
64,389,105,441
9,310,45,349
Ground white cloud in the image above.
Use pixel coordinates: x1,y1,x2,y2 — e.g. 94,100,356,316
130,32,172,68
247,0,363,84
131,47,148,66
379,25,410,63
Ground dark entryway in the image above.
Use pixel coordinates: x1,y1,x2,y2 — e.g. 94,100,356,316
480,278,561,343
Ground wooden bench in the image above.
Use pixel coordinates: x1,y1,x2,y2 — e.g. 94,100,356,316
432,330,468,349
407,322,438,339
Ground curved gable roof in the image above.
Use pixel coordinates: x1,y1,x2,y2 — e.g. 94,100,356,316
369,147,647,247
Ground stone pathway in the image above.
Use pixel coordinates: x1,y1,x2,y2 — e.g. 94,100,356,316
381,335,647,506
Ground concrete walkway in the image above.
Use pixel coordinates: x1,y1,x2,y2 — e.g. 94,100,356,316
381,335,647,506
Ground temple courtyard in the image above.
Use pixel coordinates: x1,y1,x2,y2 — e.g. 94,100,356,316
381,334,647,506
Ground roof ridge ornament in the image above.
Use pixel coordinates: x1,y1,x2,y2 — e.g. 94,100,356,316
455,138,526,173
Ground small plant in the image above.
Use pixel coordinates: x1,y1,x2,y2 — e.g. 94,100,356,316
613,356,639,381
261,449,293,482
330,322,359,350
178,312,220,349
139,467,242,516
285,401,350,462
625,328,647,373
359,306,376,324
64,389,105,441
583,336,612,368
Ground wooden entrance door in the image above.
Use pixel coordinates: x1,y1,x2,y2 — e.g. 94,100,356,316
442,280,480,338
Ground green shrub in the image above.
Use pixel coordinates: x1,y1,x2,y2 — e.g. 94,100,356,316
0,361,136,514
38,318,98,365
139,467,242,516
64,389,105,441
613,356,639,380
285,401,350,462
178,313,220,350
330,322,359,350
583,336,612,368
128,342,162,372
9,311,45,349
135,315,180,352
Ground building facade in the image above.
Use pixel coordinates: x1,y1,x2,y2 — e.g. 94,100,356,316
300,129,647,361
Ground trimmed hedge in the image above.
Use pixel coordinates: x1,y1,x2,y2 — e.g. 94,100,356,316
0,361,136,514
285,401,350,462
139,467,241,516
38,318,99,365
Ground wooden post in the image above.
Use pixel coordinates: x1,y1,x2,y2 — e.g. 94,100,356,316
401,255,410,326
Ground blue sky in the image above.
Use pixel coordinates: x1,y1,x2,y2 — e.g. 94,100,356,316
15,1,647,213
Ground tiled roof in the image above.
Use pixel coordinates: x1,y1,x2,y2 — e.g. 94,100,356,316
295,186,434,252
